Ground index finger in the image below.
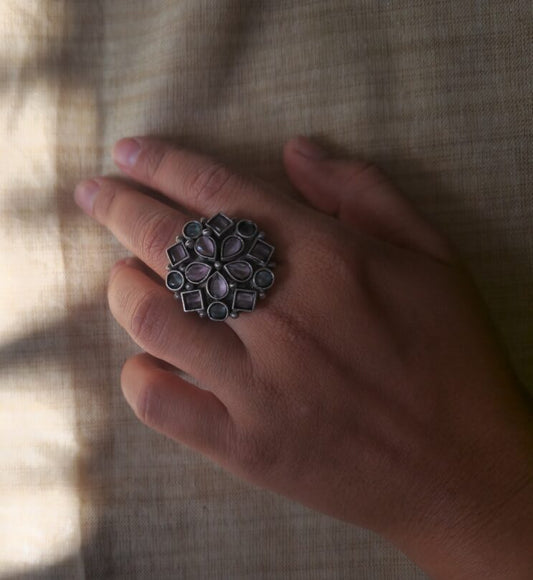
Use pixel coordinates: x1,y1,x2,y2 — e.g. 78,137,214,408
112,137,299,224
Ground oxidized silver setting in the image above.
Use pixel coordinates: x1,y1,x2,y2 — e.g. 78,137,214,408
165,213,275,321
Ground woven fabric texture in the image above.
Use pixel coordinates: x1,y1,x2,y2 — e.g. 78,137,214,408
1,1,531,578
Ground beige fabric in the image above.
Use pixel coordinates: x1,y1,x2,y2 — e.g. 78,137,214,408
1,1,531,578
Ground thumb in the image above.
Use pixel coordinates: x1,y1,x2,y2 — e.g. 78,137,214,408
283,136,454,263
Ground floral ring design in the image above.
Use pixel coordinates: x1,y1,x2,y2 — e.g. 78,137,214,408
165,213,276,321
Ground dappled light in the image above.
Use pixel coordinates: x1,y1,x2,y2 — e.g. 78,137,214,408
0,1,101,577
0,394,82,576
1,1,531,578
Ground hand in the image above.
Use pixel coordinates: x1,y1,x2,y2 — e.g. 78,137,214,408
74,136,532,579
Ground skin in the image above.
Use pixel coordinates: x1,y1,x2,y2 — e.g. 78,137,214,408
74,136,532,579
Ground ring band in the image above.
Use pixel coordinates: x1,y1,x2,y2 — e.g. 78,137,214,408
165,213,276,321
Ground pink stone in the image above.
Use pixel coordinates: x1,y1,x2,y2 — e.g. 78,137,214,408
207,272,229,299
195,236,216,258
225,261,252,281
221,236,243,260
185,262,211,283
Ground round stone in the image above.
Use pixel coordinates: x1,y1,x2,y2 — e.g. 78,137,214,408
166,270,184,291
253,268,274,289
182,220,203,239
195,235,216,259
207,301,229,321
236,220,257,238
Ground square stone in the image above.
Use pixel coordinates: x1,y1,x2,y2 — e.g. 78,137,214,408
206,212,233,236
232,289,257,312
181,290,204,312
247,239,274,264
167,241,189,266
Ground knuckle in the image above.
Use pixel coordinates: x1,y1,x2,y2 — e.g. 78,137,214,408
129,289,168,349
135,211,177,266
295,227,362,279
342,161,387,192
259,303,308,350
325,233,362,269
188,162,235,208
234,429,281,479
288,231,367,315
323,239,366,291
92,181,118,220
141,146,173,183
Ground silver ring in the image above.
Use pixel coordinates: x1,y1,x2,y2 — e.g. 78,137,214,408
165,212,276,321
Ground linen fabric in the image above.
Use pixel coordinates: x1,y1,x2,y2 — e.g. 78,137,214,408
1,1,531,578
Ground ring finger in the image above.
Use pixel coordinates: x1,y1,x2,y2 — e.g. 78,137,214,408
108,258,248,387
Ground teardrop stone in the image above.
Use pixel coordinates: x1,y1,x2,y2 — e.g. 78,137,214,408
225,261,252,281
207,272,229,299
195,235,216,259
185,262,211,283
221,236,243,260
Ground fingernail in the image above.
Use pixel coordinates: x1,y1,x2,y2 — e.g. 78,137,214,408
74,179,100,214
293,136,329,160
113,138,142,167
